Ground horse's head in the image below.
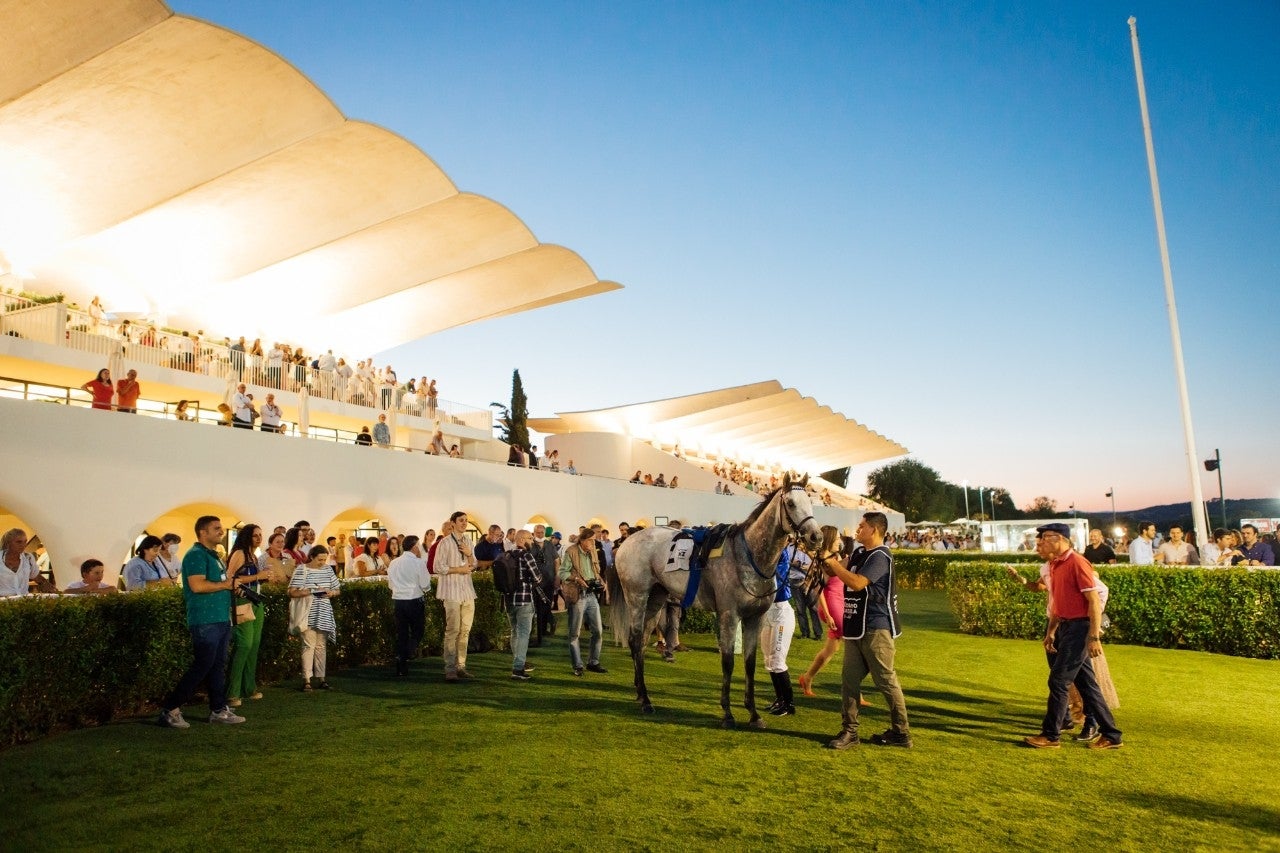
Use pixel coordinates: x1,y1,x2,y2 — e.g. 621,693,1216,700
779,473,823,550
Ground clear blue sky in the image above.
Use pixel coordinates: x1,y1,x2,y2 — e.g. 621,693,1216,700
176,0,1279,512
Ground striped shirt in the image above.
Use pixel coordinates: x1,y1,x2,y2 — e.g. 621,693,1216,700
435,533,476,602
290,566,341,639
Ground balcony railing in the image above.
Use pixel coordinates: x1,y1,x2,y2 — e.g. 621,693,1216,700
0,300,490,431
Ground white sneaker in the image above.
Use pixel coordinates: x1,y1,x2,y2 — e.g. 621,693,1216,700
159,708,190,729
208,707,246,725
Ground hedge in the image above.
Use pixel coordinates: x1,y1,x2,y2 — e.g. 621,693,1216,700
891,550,1044,590
946,562,1280,659
0,576,509,747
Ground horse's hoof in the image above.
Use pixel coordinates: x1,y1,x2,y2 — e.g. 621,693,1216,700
721,718,736,729
640,703,655,715
748,717,767,730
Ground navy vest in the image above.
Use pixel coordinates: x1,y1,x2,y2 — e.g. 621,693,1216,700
842,545,900,640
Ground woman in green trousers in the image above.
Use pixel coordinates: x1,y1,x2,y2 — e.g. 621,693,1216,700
226,524,265,707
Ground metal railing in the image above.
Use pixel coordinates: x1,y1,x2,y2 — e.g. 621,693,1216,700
0,299,491,430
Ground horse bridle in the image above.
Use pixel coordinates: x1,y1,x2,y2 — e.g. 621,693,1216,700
780,485,815,536
734,485,817,594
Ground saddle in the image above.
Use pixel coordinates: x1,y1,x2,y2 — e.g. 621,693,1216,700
665,524,732,609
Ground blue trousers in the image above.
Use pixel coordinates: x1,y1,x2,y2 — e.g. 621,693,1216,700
1041,619,1121,742
163,622,231,713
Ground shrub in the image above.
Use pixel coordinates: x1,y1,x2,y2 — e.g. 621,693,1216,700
945,562,1280,659
891,550,1043,590
0,575,510,746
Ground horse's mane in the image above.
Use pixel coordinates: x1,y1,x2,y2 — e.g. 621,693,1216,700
729,484,786,537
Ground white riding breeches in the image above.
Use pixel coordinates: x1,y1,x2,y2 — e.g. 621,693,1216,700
759,600,796,673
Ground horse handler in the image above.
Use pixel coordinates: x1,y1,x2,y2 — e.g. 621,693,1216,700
815,512,912,750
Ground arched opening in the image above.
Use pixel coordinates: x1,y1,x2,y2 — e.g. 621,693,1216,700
139,502,245,568
0,508,56,593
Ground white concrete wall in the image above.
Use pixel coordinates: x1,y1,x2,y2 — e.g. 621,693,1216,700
0,396,856,588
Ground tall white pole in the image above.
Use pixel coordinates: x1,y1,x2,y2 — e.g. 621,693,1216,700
1127,17,1210,554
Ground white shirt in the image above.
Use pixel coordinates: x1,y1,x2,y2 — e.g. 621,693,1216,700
1,552,41,597
1128,537,1154,566
267,347,284,367
232,391,252,421
261,402,282,428
1200,542,1223,566
318,352,336,372
388,552,432,600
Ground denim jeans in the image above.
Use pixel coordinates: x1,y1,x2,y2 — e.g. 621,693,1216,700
509,602,534,670
1041,619,1122,742
567,592,603,668
163,621,231,713
789,583,823,638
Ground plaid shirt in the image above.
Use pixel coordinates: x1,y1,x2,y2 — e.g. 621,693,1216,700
511,547,543,606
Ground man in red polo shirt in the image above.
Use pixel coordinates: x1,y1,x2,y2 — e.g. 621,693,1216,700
1023,523,1124,750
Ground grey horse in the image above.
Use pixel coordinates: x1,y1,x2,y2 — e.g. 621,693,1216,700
609,473,824,728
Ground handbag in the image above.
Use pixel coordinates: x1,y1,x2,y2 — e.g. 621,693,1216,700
561,547,587,605
288,591,312,635
234,601,256,624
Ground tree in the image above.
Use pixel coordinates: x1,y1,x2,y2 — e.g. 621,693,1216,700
1025,496,1058,516
867,459,952,522
489,369,530,450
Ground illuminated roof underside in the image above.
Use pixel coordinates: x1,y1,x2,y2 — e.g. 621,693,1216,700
0,0,620,353
529,381,908,475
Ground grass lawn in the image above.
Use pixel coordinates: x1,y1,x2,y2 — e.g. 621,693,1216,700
1,591,1277,851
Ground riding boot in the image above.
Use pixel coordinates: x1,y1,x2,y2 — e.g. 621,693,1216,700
771,669,795,716
765,671,786,713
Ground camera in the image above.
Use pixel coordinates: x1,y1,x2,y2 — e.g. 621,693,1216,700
234,574,265,605
586,579,606,598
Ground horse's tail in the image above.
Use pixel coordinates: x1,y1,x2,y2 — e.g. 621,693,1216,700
608,558,627,646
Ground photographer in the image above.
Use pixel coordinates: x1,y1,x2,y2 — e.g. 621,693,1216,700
157,515,246,728
560,528,608,677
226,524,266,708
508,530,545,681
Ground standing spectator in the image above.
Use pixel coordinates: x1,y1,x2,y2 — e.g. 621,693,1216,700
531,524,558,644
288,546,341,692
1234,524,1275,567
123,535,175,591
1128,522,1156,565
231,383,253,429
473,525,505,570
787,543,820,640
88,296,105,332
317,349,336,398
226,524,266,708
258,531,295,584
509,529,543,680
351,537,385,577
560,528,607,677
259,394,283,433
64,559,115,594
1201,528,1235,567
385,536,403,563
1083,528,1117,565
81,368,113,410
430,428,447,457
817,513,912,750
115,369,141,414
266,343,284,389
798,527,847,698
388,535,431,676
380,365,397,411
156,533,182,580
335,357,353,401
174,400,192,422
229,336,246,378
1021,523,1123,750
373,413,392,448
426,378,438,417
1155,525,1197,565
355,426,373,446
435,511,478,682
1,529,56,596
157,515,244,728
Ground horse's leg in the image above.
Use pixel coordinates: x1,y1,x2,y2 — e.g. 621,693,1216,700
740,613,765,729
718,610,739,728
632,593,667,713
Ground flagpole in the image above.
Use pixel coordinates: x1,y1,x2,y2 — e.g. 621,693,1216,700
1127,16,1210,555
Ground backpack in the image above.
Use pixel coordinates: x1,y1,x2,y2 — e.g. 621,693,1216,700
491,550,521,595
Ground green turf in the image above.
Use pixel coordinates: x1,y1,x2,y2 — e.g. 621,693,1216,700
1,591,1277,851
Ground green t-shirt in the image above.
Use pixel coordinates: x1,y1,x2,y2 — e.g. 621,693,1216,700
182,543,231,627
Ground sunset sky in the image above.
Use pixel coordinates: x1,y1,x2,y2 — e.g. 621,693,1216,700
175,0,1279,512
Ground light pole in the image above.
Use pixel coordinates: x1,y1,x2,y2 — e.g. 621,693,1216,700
1204,449,1226,530
978,486,985,522
962,480,970,520
1106,488,1116,531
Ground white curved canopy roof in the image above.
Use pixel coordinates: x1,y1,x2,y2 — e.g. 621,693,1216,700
529,380,908,475
0,0,620,353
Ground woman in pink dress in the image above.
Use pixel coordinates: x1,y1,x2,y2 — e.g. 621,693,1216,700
797,529,870,707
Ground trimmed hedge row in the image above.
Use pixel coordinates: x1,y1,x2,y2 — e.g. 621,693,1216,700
0,577,510,747
891,550,1044,590
946,562,1280,659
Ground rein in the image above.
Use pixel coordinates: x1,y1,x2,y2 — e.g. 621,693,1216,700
731,484,813,599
